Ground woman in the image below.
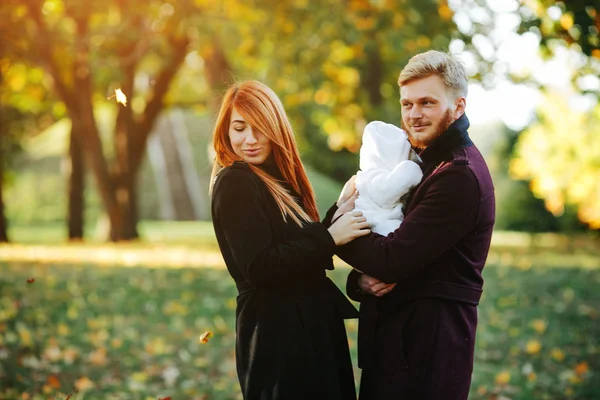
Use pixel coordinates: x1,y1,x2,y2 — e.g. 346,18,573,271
210,80,370,400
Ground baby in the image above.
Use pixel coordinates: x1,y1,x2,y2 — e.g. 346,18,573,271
354,121,423,235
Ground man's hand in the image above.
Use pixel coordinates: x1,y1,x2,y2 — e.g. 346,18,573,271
337,175,357,207
359,274,396,297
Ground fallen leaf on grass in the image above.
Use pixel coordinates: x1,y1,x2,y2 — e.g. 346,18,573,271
74,376,95,391
27,278,35,283
495,371,510,385
47,374,61,389
574,361,589,376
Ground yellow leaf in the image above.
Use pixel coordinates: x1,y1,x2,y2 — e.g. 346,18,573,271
526,340,542,355
74,376,95,391
57,324,70,336
89,347,107,366
199,331,213,344
531,319,547,334
551,348,565,362
131,372,148,382
495,370,510,385
560,13,574,30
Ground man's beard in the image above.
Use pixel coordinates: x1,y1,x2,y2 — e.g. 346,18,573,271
402,109,455,150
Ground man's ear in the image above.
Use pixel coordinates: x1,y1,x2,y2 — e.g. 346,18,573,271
453,97,466,119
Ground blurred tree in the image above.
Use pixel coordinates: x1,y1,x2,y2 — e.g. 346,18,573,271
452,0,599,230
514,1,600,229
510,92,600,229
490,125,586,232
255,0,458,180
0,50,7,242
3,0,215,240
519,0,599,96
4,0,462,236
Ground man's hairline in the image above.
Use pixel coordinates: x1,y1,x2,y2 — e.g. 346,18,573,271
398,74,466,103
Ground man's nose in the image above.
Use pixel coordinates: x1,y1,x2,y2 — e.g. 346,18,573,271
409,105,423,119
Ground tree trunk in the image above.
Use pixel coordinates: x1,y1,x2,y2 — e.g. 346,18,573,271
72,19,124,241
113,54,139,240
0,144,8,243
202,37,234,109
0,67,8,243
363,42,384,108
67,119,85,240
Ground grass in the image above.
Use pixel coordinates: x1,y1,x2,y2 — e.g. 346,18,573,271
1,243,599,399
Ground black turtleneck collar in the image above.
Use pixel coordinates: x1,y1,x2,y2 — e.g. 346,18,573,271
257,156,284,181
418,113,473,164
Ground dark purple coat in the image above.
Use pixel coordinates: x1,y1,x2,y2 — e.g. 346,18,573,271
333,114,495,399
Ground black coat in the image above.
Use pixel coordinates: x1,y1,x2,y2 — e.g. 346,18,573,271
333,115,495,399
211,161,359,400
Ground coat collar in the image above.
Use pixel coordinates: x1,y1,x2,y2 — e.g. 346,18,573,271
417,113,473,165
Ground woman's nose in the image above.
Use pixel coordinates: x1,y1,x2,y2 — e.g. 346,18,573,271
245,128,258,144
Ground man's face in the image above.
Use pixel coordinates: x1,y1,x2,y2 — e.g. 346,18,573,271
400,74,465,150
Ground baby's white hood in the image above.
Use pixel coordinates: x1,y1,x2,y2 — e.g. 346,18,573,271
360,121,411,171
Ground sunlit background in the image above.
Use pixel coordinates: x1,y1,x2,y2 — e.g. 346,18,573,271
1,0,599,399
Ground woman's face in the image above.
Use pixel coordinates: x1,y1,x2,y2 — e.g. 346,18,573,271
228,106,273,165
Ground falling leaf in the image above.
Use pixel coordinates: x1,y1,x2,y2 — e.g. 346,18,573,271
199,331,213,344
107,88,128,106
115,88,127,106
65,393,73,400
27,278,35,283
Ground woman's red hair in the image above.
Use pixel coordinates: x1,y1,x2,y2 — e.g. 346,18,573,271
210,80,319,225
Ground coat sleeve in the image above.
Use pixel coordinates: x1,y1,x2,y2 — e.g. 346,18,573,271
336,165,479,283
212,168,336,286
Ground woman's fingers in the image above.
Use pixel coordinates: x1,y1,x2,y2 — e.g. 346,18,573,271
355,228,370,237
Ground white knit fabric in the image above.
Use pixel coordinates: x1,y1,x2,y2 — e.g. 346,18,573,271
355,121,423,235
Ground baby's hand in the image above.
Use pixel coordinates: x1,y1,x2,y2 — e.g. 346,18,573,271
337,175,357,207
333,191,359,222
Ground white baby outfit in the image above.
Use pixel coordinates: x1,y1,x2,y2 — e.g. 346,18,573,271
354,121,423,235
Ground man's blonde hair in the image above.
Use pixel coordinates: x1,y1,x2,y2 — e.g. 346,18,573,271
398,50,468,99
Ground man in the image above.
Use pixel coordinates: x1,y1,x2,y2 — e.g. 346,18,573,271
329,50,495,399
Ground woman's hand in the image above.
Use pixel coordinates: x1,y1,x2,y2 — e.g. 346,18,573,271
337,175,357,207
327,210,370,246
